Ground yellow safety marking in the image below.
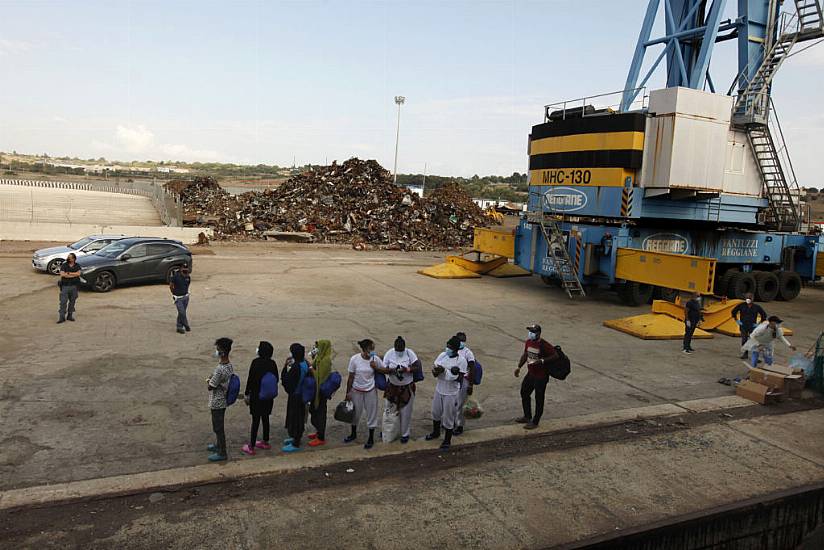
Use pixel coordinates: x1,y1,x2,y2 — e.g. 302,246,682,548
529,131,645,155
529,167,633,187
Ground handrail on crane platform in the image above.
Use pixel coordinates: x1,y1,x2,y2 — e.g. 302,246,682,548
543,87,648,122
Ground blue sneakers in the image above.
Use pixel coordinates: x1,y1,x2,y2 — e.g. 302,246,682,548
207,453,227,462
207,443,219,452
281,443,301,453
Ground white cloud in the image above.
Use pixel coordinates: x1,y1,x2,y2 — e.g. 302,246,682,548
116,124,155,154
0,39,32,56
91,124,224,162
160,143,222,162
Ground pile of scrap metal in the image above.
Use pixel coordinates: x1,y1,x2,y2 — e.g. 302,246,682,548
603,298,793,340
167,158,495,250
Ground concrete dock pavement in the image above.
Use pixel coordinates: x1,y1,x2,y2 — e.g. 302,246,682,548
3,401,824,548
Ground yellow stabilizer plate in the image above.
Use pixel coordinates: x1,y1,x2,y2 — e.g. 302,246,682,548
486,263,532,278
447,255,508,274
715,317,794,337
417,263,481,279
651,299,744,330
603,313,714,340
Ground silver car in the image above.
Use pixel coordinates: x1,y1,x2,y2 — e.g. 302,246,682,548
32,235,127,275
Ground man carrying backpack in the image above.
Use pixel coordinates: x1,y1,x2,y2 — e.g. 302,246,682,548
206,337,234,462
514,324,556,430
241,341,278,456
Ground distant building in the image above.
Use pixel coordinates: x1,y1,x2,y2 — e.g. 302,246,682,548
406,184,424,198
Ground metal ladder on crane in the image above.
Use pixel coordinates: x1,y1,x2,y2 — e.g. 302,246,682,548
528,196,586,298
747,110,801,231
733,1,822,231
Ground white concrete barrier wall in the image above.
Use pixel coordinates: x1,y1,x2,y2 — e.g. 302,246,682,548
0,221,212,245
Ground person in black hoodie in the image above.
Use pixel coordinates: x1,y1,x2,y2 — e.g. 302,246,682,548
281,343,308,453
241,341,278,456
682,292,704,354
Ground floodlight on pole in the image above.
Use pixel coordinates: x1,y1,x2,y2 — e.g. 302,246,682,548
393,95,405,185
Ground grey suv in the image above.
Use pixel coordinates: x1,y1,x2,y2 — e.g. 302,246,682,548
32,235,127,274
77,237,193,292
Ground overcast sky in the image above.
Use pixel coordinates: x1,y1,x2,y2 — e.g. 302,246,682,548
0,0,821,182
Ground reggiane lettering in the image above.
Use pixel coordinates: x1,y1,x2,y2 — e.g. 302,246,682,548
720,239,758,257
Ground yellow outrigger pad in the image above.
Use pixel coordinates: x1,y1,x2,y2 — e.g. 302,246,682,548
486,263,531,278
417,263,481,279
604,313,714,340
447,255,508,274
651,298,744,330
714,317,794,337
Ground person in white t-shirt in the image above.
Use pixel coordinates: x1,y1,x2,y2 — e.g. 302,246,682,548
345,338,383,449
380,336,422,444
426,336,467,451
454,331,476,436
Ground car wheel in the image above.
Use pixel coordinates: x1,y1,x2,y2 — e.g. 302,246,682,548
47,258,64,275
93,271,116,293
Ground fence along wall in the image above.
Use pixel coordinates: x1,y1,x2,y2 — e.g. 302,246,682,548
0,178,183,226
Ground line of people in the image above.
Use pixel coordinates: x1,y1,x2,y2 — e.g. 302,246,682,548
204,329,516,462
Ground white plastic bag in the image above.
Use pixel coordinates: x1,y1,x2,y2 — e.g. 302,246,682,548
381,400,400,443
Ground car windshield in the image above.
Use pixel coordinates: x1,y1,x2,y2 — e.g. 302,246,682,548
96,241,131,258
69,237,94,250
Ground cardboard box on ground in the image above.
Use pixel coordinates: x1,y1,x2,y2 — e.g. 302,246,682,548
736,363,806,404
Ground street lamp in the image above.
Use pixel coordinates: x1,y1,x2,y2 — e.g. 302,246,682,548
393,95,405,185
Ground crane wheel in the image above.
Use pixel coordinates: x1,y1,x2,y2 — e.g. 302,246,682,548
716,268,739,298
728,272,756,299
617,281,654,306
776,271,802,301
754,271,779,302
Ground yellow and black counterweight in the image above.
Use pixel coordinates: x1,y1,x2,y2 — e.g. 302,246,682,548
528,113,646,188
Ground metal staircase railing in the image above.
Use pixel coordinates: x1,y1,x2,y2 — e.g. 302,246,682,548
527,192,586,298
733,12,801,125
733,2,823,125
795,0,824,34
746,98,801,231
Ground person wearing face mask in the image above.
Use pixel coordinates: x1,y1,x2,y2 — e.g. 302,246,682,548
514,324,556,430
281,343,309,453
241,341,278,456
426,336,467,451
379,336,422,444
206,337,234,462
742,315,796,369
730,293,767,359
345,339,383,449
453,332,476,436
682,292,704,354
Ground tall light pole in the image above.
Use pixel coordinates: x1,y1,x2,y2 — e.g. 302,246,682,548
393,95,405,185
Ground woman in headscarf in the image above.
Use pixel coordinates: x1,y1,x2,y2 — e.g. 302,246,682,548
281,343,309,453
241,341,278,455
307,339,333,447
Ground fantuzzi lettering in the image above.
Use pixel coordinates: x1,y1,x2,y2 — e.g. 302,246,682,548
720,238,758,257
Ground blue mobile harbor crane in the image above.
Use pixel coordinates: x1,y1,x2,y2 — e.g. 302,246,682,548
512,0,824,305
